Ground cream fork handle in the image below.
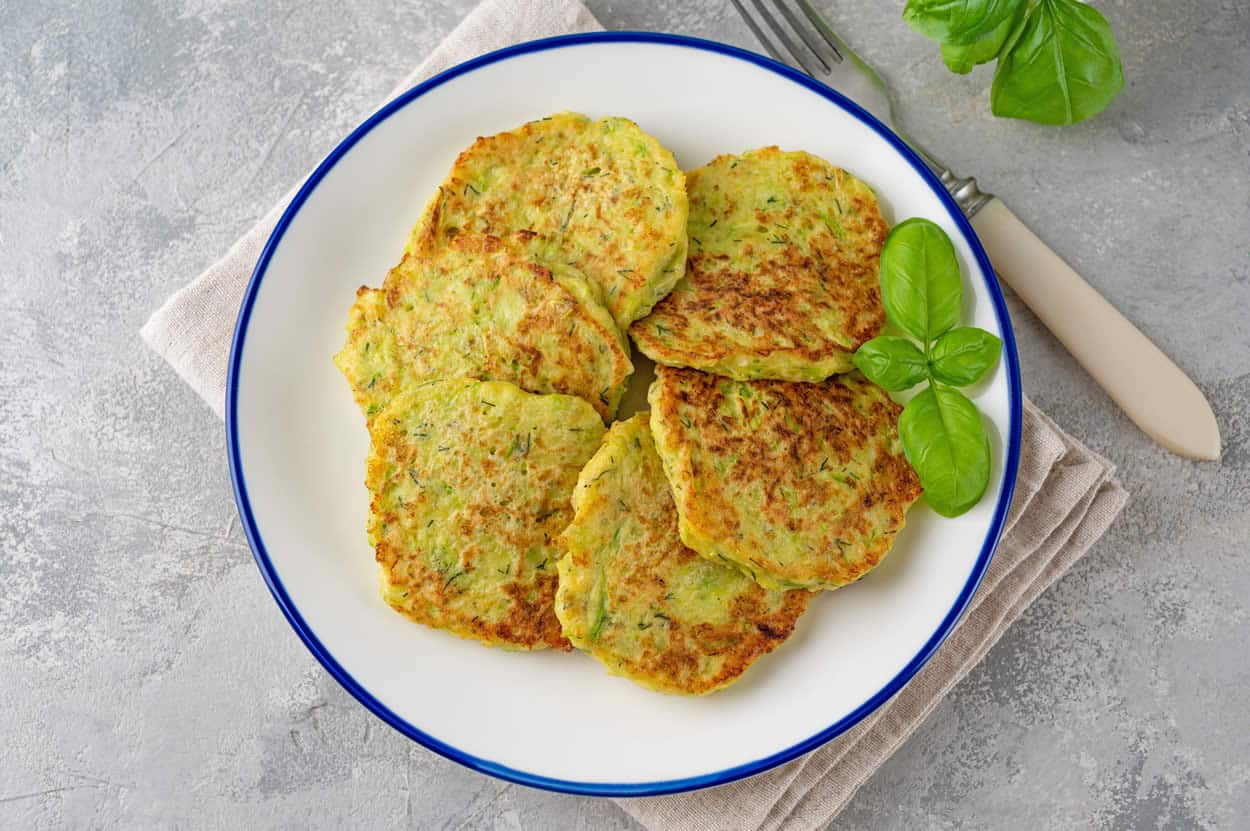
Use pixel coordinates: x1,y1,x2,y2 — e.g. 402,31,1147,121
971,198,1221,460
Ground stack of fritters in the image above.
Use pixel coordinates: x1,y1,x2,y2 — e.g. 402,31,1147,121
334,231,632,422
337,113,687,651
625,147,921,600
336,120,921,693
567,147,921,691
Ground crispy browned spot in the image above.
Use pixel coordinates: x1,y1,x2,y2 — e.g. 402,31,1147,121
333,231,632,423
649,366,922,590
557,415,812,694
632,147,888,381
368,379,605,650
407,112,688,329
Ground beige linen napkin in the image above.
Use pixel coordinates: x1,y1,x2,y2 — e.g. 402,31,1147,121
140,1,1128,828
617,401,1127,831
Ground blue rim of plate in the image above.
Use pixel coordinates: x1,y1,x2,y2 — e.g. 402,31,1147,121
227,30,1023,797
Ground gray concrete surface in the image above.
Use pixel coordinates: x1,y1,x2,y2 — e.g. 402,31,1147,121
1,0,1247,827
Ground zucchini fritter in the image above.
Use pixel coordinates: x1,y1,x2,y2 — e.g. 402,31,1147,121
334,232,632,422
648,366,922,591
632,148,887,381
557,414,810,693
410,112,688,329
368,379,605,650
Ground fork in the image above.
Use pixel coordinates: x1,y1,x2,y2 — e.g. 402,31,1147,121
731,0,1221,461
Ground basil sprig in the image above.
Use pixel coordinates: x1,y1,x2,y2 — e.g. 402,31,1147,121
853,218,1002,518
903,0,1124,126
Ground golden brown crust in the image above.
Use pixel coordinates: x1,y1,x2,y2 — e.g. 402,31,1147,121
648,366,923,591
632,147,888,381
368,379,605,650
557,414,811,693
334,231,632,422
409,112,688,329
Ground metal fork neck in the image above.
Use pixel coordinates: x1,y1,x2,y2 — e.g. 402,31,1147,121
904,140,993,218
935,167,994,218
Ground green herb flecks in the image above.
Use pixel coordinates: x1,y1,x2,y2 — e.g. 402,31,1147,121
508,431,533,458
588,572,609,641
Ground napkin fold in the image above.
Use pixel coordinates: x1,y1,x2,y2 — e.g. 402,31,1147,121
617,401,1127,831
141,0,600,416
140,1,1127,828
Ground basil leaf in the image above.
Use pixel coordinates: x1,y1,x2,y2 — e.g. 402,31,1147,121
929,327,1003,385
853,336,929,392
879,218,962,344
903,0,1024,46
940,3,1025,74
900,386,992,517
991,0,1124,126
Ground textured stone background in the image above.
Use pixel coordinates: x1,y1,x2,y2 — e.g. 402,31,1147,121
2,0,1248,828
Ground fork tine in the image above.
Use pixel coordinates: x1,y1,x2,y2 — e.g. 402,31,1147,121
745,0,823,77
729,0,788,64
794,0,847,64
770,0,842,71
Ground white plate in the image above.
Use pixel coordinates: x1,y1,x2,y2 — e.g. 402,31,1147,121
228,32,1022,796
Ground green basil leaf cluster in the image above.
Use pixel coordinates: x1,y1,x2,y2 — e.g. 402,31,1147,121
903,0,1124,126
852,218,1002,518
